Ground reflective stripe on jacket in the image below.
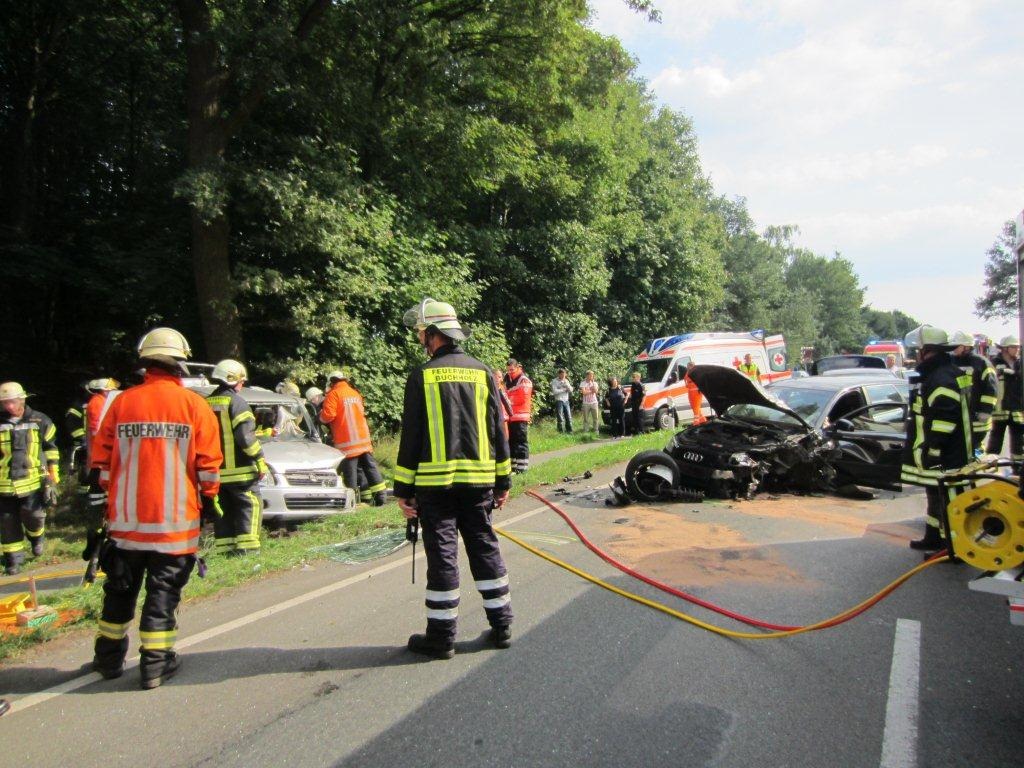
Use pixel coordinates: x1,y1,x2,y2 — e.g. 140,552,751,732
0,406,60,497
955,351,997,434
503,371,533,423
319,380,373,457
85,390,121,466
207,385,265,484
990,354,1023,419
65,403,86,444
92,369,222,554
394,344,512,495
901,352,972,487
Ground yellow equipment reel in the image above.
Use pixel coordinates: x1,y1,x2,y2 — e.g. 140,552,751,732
948,480,1024,571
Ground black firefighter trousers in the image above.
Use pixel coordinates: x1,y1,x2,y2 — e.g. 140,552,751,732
93,546,195,680
0,490,45,568
508,422,530,473
214,481,263,553
341,452,387,505
418,487,512,642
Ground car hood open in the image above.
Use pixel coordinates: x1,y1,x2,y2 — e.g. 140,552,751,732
688,364,811,429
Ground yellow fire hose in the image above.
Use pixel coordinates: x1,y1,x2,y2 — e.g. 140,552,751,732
494,527,945,640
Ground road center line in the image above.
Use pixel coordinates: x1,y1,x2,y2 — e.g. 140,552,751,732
880,618,921,768
7,494,577,715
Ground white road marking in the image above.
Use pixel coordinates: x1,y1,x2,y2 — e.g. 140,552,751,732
7,496,568,715
880,618,921,768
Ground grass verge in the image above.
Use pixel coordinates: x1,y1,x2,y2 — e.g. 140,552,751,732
0,429,668,663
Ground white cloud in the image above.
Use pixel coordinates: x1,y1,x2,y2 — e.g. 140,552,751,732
865,273,1017,341
592,1,1024,335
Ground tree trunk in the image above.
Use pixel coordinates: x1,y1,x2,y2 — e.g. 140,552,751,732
178,0,243,359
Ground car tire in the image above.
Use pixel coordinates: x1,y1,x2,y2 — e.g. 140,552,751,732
625,451,681,502
655,406,675,431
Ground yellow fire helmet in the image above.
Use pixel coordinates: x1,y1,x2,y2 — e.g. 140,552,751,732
212,359,248,386
0,382,30,402
402,297,470,341
137,327,192,360
904,325,949,349
999,335,1020,348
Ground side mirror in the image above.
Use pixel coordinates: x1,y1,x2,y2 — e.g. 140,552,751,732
834,418,855,432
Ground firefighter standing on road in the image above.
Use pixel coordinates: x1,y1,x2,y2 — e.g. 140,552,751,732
91,327,222,689
986,335,1023,471
503,359,533,473
901,326,972,553
207,360,267,556
949,330,997,453
395,298,513,660
319,370,387,505
0,382,60,575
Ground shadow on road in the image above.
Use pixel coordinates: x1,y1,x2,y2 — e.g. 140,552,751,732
0,632,504,694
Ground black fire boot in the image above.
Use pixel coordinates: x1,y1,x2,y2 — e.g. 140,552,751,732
909,529,942,550
407,633,455,660
489,626,512,649
140,651,181,689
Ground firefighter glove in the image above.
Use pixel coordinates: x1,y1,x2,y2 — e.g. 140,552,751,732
201,494,224,522
43,483,59,508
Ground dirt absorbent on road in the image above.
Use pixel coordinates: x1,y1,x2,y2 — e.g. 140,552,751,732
594,495,916,589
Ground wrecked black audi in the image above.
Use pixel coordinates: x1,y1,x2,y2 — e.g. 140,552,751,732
621,365,907,502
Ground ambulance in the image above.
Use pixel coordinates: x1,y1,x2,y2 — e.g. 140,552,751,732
863,340,906,368
614,331,790,430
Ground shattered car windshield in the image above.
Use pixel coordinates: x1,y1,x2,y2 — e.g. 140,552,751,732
724,403,803,427
764,386,834,425
629,359,672,384
250,402,315,442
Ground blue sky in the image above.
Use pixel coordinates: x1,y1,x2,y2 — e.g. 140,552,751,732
589,0,1024,342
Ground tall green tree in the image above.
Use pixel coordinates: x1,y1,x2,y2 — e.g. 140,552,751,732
976,220,1019,320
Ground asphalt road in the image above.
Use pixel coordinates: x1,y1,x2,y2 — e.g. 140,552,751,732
1,461,1022,768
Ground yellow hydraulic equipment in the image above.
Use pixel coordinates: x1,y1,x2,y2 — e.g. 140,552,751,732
947,480,1024,571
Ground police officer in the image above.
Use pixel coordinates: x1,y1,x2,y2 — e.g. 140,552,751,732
395,298,513,659
207,360,268,556
91,327,222,688
901,326,972,553
987,335,1023,470
949,331,997,452
0,382,60,574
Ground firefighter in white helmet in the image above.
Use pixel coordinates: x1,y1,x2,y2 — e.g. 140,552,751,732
949,331,997,452
0,382,60,574
987,335,1023,470
207,360,268,556
901,326,972,554
396,298,513,658
91,327,222,688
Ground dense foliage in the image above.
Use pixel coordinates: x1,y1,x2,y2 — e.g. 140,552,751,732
1,0,913,427
976,220,1018,321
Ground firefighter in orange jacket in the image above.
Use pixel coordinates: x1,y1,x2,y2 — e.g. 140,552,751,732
503,359,533,473
84,377,121,521
319,370,387,505
91,327,222,689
